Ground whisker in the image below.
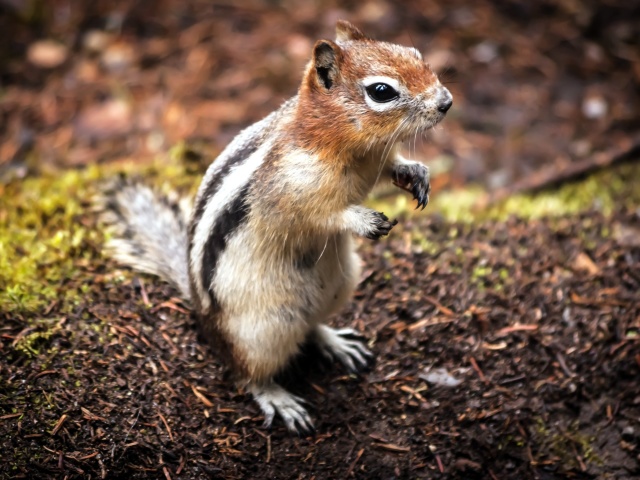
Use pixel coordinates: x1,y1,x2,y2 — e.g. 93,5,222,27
412,120,419,160
333,235,348,280
374,117,408,187
315,235,329,265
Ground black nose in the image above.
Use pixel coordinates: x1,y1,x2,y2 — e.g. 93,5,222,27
438,98,452,113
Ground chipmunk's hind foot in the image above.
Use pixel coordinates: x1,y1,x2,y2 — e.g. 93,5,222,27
249,383,315,435
314,325,374,374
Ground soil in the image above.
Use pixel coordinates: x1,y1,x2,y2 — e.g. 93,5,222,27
1,1,640,479
2,206,640,479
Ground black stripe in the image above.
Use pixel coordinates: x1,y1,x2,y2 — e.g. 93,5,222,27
189,142,259,242
200,184,251,296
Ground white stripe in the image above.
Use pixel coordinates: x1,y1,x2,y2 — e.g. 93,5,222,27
193,115,272,208
190,140,272,311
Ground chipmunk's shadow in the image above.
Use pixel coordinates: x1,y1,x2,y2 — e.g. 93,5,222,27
274,337,372,401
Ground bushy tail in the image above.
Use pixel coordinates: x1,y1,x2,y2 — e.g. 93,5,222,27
96,177,192,301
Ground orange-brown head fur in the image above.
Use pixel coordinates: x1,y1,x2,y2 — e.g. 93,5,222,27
293,20,451,164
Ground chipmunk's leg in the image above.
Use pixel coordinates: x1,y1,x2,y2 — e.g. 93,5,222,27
312,234,374,373
389,153,431,210
223,309,315,434
236,334,315,434
248,381,314,434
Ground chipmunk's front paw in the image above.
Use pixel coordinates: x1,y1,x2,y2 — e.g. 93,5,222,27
393,162,431,210
364,211,398,240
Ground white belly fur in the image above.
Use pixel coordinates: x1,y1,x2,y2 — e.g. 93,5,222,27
212,225,361,382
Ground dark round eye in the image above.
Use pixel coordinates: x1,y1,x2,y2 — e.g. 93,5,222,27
366,83,399,103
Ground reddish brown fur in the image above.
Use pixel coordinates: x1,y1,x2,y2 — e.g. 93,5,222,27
291,23,439,165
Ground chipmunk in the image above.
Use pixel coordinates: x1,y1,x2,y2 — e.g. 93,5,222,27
98,20,452,434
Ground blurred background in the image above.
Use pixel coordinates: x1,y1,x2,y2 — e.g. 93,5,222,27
1,0,639,193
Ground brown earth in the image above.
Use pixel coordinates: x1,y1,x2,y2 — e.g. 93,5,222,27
2,206,640,479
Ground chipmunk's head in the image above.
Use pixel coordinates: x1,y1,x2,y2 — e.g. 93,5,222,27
298,20,452,155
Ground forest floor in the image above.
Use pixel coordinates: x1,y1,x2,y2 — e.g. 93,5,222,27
1,1,640,479
1,160,639,480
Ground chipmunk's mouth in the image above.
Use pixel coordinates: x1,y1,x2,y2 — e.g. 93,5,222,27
398,115,445,141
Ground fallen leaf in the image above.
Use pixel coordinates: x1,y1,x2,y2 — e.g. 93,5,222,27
27,40,68,68
573,252,600,275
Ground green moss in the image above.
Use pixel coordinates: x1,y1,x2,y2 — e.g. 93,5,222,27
532,417,603,468
1,166,100,313
369,161,640,223
13,330,56,357
0,154,201,316
471,264,492,280
498,268,509,281
2,147,637,319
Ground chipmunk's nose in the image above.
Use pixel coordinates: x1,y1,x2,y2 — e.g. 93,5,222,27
437,88,453,113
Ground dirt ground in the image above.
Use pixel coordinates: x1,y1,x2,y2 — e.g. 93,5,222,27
2,202,640,479
1,1,640,479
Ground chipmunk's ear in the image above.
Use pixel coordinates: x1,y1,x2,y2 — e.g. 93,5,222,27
335,20,369,42
312,40,342,90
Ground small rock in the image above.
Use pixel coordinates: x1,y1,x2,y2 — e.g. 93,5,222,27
358,0,392,23
571,139,591,157
487,168,512,190
622,426,636,441
451,7,476,27
613,223,640,247
470,41,498,63
420,367,463,387
83,30,112,53
573,252,600,275
74,59,100,83
425,49,454,73
27,40,68,68
101,41,136,72
582,95,607,119
74,99,132,141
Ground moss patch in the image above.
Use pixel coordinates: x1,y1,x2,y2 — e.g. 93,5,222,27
1,152,637,316
369,161,640,223
0,156,201,316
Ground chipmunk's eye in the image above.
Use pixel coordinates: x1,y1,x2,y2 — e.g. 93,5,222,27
366,83,399,103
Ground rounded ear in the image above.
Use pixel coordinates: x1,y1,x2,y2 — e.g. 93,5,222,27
335,20,369,42
312,40,341,90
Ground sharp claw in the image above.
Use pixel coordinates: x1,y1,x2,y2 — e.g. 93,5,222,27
336,328,365,341
263,415,274,429
294,419,306,437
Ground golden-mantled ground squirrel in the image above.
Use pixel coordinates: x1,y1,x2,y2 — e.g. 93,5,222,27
99,20,452,434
